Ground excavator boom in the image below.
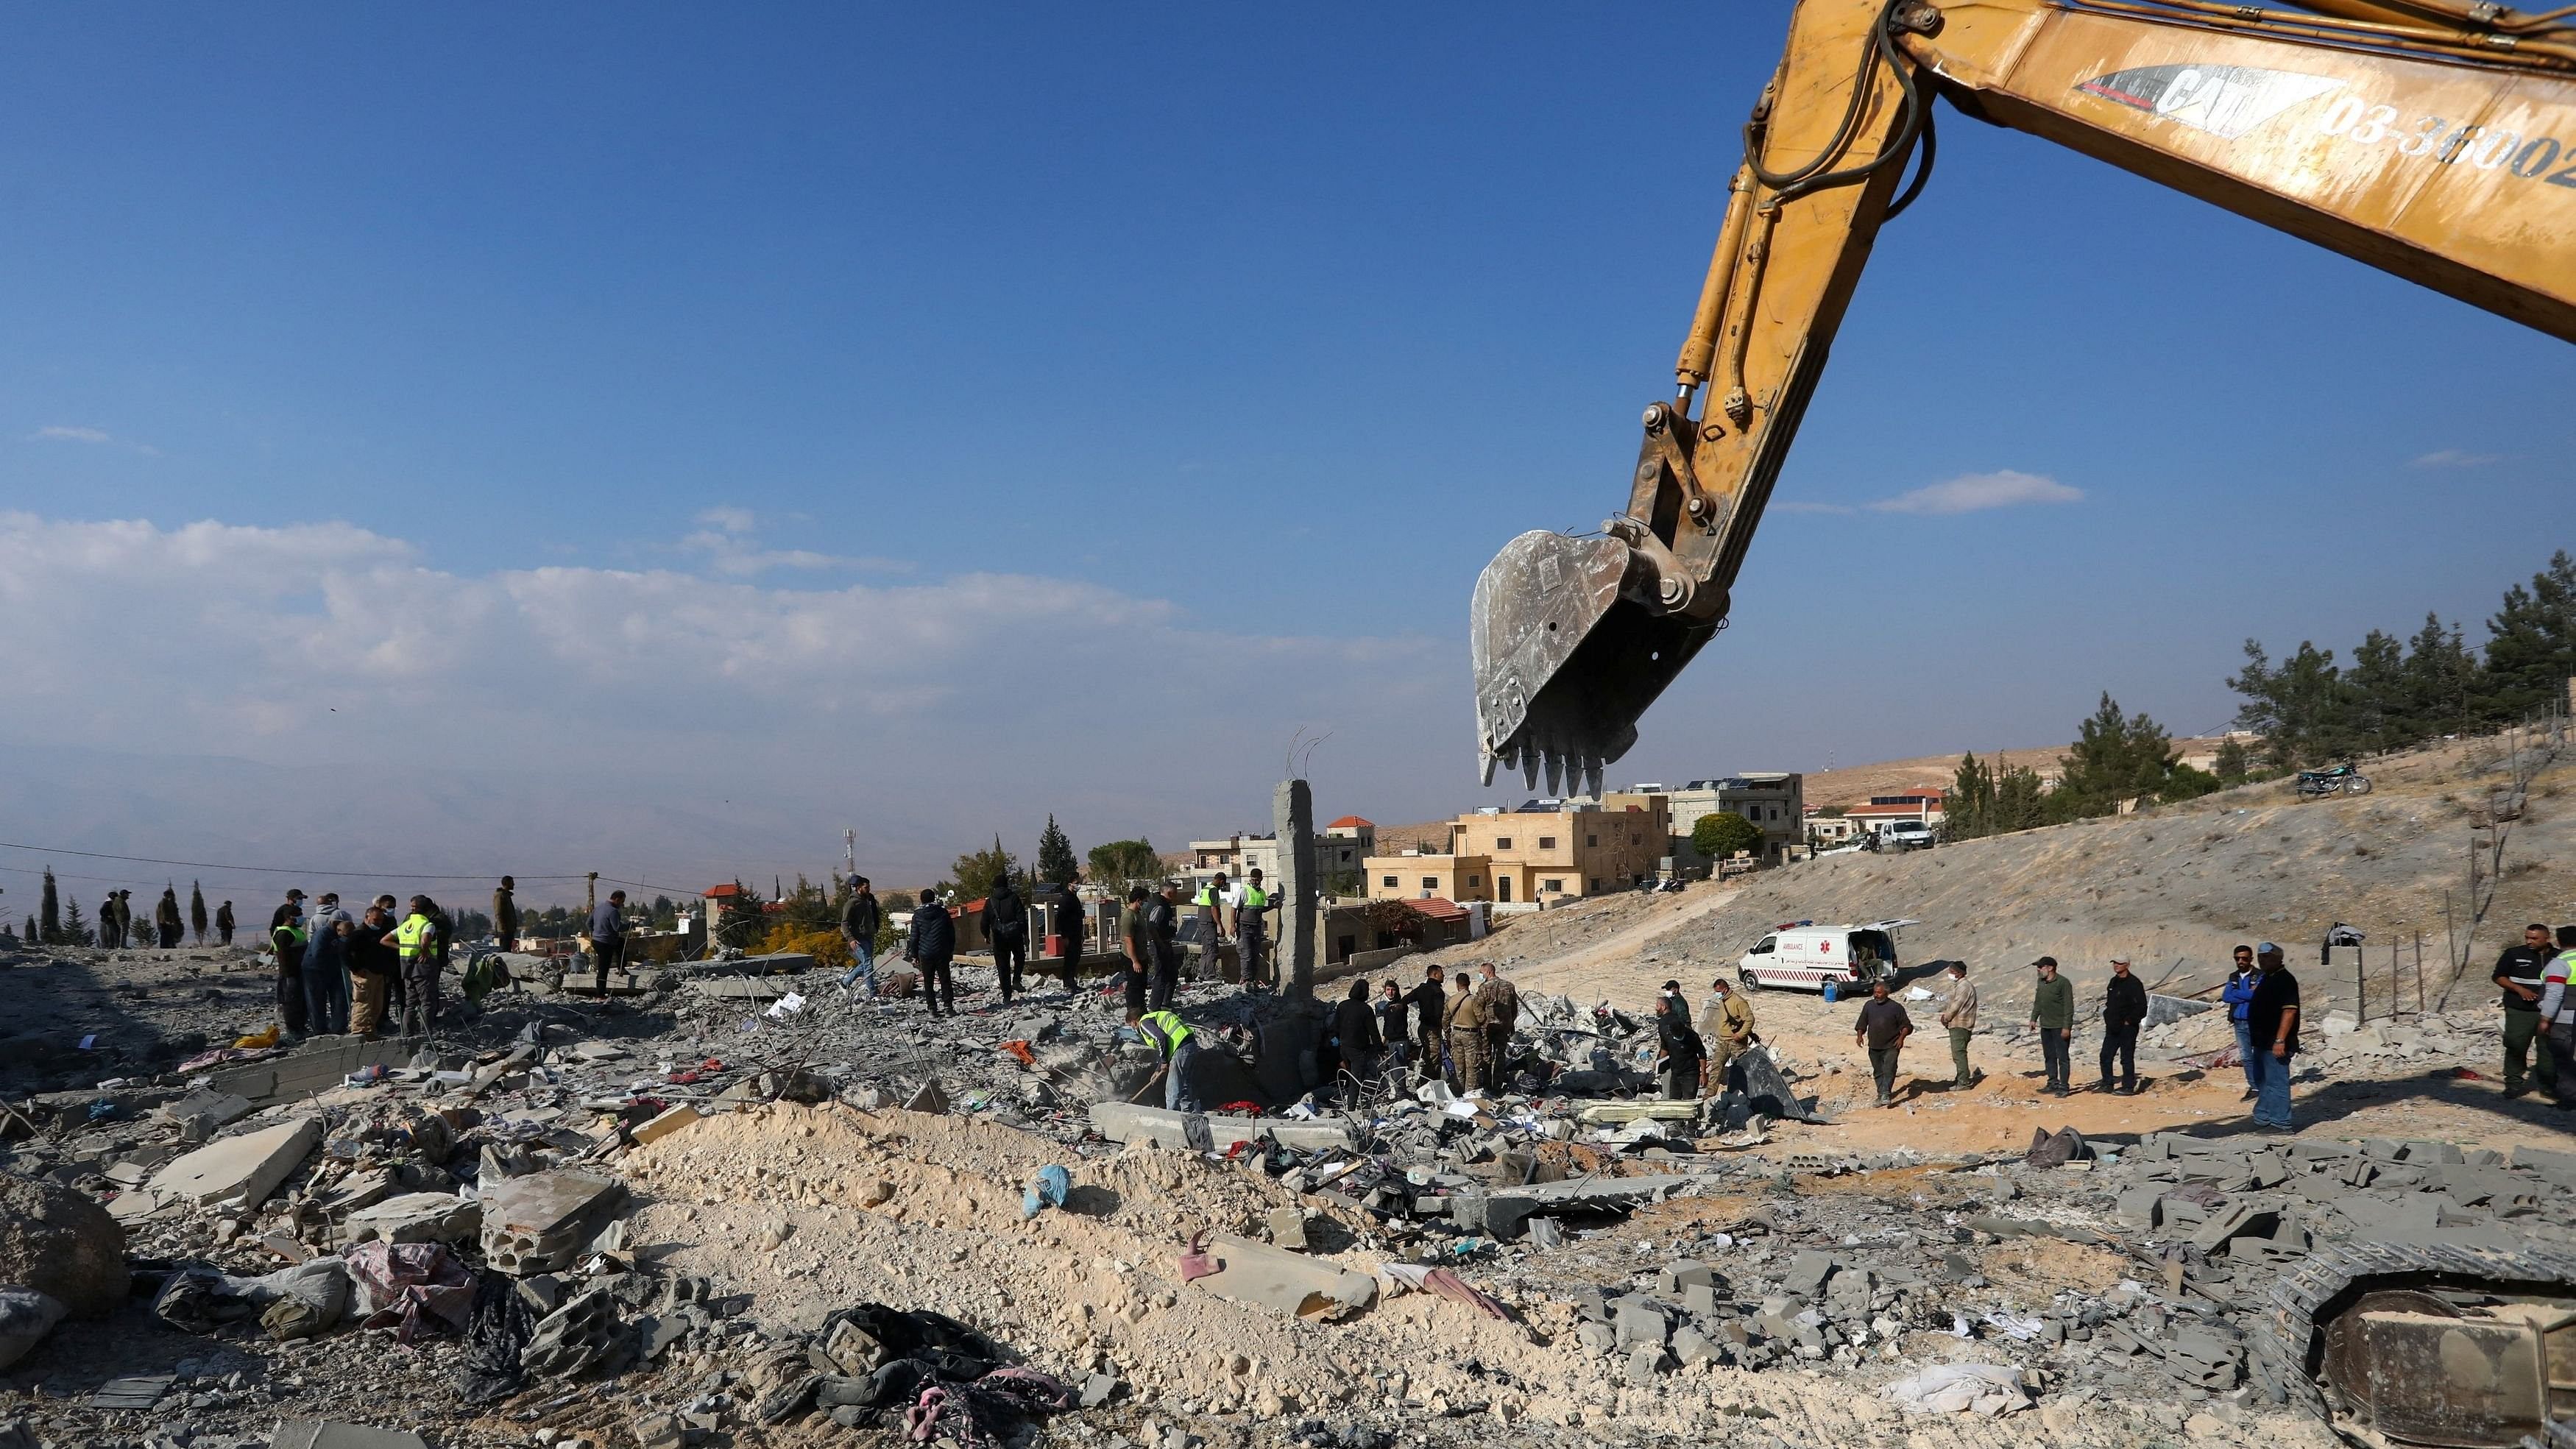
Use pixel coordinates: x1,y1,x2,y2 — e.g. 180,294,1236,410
1471,0,2576,792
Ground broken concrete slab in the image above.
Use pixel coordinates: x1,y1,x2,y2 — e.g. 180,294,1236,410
691,977,795,1001
1458,1173,1721,1241
630,1103,702,1146
269,1423,433,1449
157,1089,252,1140
147,1116,321,1207
481,1169,628,1276
1191,1233,1376,1319
204,1037,410,1105
1574,1101,1700,1125
340,1192,482,1247
1088,1102,1355,1154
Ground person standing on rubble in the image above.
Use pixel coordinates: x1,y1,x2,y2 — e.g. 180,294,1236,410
347,901,395,1038
2028,956,2075,1095
370,893,407,1022
2221,945,2262,1101
305,892,353,1036
113,889,135,948
492,876,519,951
1655,981,1705,1100
986,873,1028,1005
1444,969,1488,1094
2098,956,2148,1094
1698,977,1755,1097
840,876,882,996
905,890,958,1017
1404,963,1447,1083
1146,882,1183,1010
2530,925,2576,1110
2246,942,2301,1130
1373,979,1408,1067
270,899,311,1036
1230,868,1273,991
96,893,119,949
1852,977,1913,1108
214,899,234,946
155,885,183,949
387,895,445,1037
2495,924,2559,1100
1473,961,1519,1094
1192,872,1229,985
1936,962,1977,1089
1334,979,1383,1097
587,890,627,996
1050,882,1086,999
1119,886,1152,1014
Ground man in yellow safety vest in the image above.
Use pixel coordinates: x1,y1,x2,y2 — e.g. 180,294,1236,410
1129,1007,1204,1112
1229,868,1274,992
382,896,444,1038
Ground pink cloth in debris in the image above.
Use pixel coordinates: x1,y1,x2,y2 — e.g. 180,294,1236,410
343,1241,474,1342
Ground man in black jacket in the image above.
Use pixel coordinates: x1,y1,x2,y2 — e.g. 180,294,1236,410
2098,956,2148,1094
840,877,882,996
1143,884,1181,1011
1404,963,1446,1084
986,876,1027,1005
1654,981,1707,1100
2496,924,2558,1099
1050,884,1087,998
1333,979,1382,1099
905,893,958,1018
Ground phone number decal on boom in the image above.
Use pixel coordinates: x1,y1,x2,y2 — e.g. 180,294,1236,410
2313,95,2576,188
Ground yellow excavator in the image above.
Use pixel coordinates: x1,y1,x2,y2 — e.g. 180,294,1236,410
1470,0,2575,799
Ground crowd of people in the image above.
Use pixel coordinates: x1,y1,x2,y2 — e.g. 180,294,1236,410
82,886,236,950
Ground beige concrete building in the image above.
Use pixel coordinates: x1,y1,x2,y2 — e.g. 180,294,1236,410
1666,773,1805,863
1362,851,1494,902
1373,793,1669,904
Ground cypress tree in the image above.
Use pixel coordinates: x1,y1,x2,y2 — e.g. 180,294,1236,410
38,868,60,944
190,882,209,944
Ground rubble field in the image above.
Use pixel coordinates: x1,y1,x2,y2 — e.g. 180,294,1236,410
2,871,2574,1449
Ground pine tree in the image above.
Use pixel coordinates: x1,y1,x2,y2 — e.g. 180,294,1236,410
189,882,208,944
2212,736,2252,785
2344,628,2406,752
2229,640,2352,768
38,869,60,945
1945,754,1995,841
715,881,768,949
62,897,91,947
951,836,1022,901
2056,692,2179,814
1036,815,1080,886
2475,550,2576,721
21,915,34,943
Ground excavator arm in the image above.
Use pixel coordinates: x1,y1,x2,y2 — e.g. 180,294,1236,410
1471,0,2576,794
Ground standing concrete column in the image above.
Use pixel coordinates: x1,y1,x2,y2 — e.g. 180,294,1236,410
1275,778,1317,1004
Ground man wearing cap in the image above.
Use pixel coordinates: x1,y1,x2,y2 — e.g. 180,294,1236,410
2247,943,2301,1129
2028,957,2075,1095
1699,977,1756,1097
2098,956,2148,1094
1936,962,1978,1088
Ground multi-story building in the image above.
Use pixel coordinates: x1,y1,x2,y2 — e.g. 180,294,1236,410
1184,817,1376,894
1372,793,1669,904
1666,773,1805,862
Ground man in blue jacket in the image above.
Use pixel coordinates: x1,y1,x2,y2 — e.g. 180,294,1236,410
2220,944,2260,1102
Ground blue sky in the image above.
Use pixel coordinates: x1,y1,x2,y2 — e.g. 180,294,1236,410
1,6,2567,894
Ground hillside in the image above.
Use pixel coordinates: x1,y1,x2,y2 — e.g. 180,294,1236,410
1426,731,2572,1021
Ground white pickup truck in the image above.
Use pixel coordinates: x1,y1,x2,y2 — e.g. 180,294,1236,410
1735,918,1918,993
1879,821,1936,851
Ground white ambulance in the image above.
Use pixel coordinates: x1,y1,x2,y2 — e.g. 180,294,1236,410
1734,919,1917,993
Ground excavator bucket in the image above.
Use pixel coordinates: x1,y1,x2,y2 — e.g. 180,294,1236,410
1469,529,1719,793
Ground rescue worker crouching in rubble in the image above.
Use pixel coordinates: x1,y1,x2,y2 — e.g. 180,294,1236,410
1128,1007,1205,1113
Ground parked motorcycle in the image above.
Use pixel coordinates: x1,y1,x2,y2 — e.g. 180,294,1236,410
2296,763,2372,798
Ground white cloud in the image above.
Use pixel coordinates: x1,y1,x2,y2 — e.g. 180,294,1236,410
0,511,1444,881
29,425,158,456
679,508,907,576
1870,470,2082,515
2410,449,2506,469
